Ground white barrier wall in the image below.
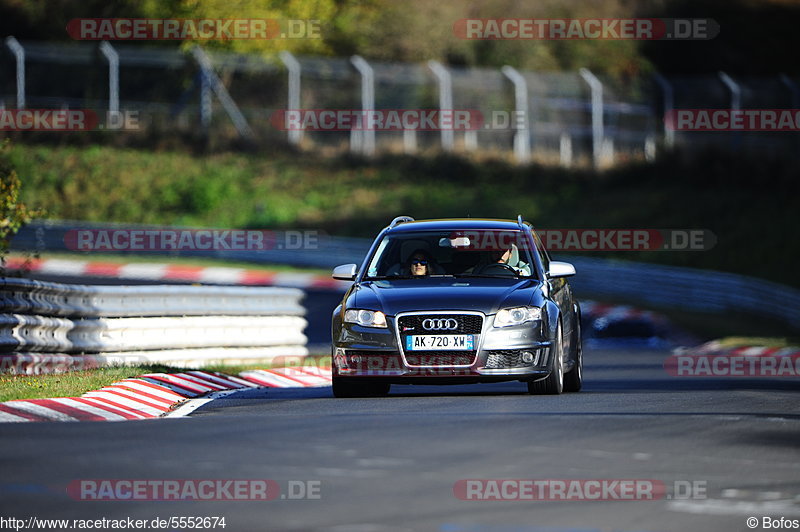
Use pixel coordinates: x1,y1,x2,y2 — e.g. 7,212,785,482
0,278,308,372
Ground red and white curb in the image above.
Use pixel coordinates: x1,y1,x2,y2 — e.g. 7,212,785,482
0,367,333,423
4,257,349,291
673,340,800,359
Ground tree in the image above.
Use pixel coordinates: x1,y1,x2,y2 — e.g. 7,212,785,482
0,141,43,274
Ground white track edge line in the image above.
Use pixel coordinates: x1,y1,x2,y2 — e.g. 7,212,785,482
163,388,250,419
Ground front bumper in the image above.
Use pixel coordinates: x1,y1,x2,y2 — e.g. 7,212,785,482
333,311,553,380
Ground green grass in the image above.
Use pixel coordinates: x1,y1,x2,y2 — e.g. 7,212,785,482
14,142,797,288
0,356,332,403
0,364,179,402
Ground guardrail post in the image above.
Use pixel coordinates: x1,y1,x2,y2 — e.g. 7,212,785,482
279,51,303,146
5,37,25,109
99,41,119,114
192,46,255,141
653,72,674,150
579,68,604,169
428,60,454,152
501,65,531,163
350,55,375,157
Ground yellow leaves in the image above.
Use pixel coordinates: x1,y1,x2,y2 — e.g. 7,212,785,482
170,0,338,56
0,142,44,259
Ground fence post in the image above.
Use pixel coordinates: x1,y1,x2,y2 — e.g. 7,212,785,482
199,70,212,129
653,72,674,150
4,37,25,109
350,55,375,157
559,132,572,167
428,60,454,152
645,134,656,162
779,74,799,108
718,71,741,111
579,68,604,169
501,65,530,163
192,47,255,141
404,129,417,154
279,51,303,146
99,41,119,115
718,71,741,148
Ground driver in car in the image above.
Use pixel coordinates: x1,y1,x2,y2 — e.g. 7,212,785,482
490,244,532,276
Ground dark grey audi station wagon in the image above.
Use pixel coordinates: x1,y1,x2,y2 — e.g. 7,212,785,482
330,216,582,397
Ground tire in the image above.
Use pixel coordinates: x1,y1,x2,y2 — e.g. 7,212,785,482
332,377,390,398
528,322,564,395
563,321,583,393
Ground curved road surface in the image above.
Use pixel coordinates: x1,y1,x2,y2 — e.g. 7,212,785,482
2,346,799,531
2,273,798,531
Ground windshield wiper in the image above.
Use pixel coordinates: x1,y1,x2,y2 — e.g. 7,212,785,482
453,273,521,279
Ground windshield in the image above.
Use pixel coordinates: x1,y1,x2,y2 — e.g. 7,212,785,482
364,230,537,280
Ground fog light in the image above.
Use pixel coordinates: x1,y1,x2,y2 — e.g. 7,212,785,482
521,351,536,364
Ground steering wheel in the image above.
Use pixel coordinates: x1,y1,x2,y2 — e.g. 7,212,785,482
475,262,517,276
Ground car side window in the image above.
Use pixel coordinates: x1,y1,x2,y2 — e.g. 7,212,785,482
532,231,550,275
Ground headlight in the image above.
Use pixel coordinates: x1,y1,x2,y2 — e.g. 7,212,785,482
494,306,541,327
344,309,388,328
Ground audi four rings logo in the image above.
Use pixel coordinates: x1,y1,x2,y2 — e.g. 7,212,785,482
422,318,459,330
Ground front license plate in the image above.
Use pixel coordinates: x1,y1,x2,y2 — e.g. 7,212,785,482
406,335,474,351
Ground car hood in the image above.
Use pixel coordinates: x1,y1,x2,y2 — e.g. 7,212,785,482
350,277,541,316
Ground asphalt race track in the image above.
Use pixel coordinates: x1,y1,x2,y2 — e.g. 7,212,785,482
1,345,799,531
2,274,798,531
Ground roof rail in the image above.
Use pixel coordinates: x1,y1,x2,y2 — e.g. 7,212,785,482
389,215,415,228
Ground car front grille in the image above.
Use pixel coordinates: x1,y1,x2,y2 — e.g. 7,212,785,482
405,352,477,367
397,314,483,334
397,313,482,367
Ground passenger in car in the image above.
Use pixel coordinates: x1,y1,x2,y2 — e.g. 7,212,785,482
408,249,434,277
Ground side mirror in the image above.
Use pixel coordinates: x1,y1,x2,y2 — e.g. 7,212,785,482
547,261,576,278
332,263,358,280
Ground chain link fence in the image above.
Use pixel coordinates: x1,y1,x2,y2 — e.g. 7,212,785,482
2,39,797,166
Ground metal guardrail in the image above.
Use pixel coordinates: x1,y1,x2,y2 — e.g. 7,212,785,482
9,220,800,330
0,278,308,369
10,220,370,270
0,276,306,317
567,257,800,330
